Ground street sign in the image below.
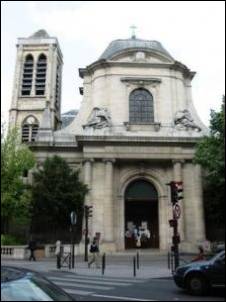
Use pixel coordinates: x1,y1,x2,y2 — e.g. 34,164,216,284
70,211,77,225
173,203,181,219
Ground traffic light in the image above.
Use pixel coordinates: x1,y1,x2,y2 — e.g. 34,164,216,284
169,181,183,204
85,205,93,218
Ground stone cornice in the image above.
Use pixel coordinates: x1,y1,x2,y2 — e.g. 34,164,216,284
76,135,201,145
120,77,161,85
79,60,195,80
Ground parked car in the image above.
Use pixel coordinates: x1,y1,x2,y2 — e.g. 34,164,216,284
1,266,74,301
173,250,225,295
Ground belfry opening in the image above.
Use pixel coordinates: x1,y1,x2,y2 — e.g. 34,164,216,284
124,179,159,249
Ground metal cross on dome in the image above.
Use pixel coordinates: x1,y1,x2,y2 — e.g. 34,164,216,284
130,25,137,39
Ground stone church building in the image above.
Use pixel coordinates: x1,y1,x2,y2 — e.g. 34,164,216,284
9,30,208,252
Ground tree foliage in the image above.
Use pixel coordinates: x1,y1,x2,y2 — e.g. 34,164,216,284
1,127,35,233
195,97,225,225
31,156,88,240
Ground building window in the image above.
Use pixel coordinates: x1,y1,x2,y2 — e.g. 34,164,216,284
55,64,61,109
129,88,154,124
22,116,39,142
35,54,47,96
21,54,34,96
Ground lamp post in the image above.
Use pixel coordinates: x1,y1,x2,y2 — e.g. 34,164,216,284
70,211,77,269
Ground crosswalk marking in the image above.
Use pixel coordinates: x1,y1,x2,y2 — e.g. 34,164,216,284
92,294,157,301
49,280,113,290
49,276,131,286
45,272,149,298
62,289,93,296
58,274,145,283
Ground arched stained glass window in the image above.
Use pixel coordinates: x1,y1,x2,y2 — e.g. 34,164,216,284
21,54,34,96
129,89,154,124
35,54,47,95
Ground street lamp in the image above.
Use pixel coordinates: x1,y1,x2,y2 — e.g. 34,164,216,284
70,211,77,269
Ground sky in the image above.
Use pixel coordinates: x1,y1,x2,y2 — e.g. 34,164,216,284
1,1,225,126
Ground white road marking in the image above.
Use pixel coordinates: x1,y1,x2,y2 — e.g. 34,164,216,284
56,274,145,283
92,294,157,301
51,280,113,290
48,276,130,286
63,289,93,296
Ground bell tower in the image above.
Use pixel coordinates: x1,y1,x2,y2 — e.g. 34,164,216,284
9,29,63,142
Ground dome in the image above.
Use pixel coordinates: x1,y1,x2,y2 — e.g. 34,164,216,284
29,29,50,39
99,38,174,60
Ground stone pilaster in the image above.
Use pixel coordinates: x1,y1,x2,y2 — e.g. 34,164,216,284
172,160,185,241
83,159,94,234
103,159,115,242
193,164,206,241
183,162,206,249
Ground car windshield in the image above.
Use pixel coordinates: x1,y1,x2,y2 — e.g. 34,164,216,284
1,275,73,301
210,251,225,263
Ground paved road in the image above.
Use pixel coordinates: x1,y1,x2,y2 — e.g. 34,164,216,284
43,271,225,301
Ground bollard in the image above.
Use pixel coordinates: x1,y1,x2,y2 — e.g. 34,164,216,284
69,253,72,270
167,251,170,270
102,253,106,275
171,252,174,273
133,256,136,277
136,251,140,270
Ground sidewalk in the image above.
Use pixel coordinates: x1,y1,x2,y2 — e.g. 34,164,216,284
1,253,194,279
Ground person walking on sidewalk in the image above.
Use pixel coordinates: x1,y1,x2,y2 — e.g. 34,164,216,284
88,237,100,268
55,240,62,269
191,246,205,262
28,236,37,261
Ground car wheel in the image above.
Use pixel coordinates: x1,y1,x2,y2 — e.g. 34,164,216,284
186,275,207,296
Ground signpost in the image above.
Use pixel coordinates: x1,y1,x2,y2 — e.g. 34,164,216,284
70,211,77,269
167,181,183,270
84,205,93,262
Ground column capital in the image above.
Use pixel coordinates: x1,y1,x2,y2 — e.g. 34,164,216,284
172,159,185,165
102,158,116,164
82,158,94,164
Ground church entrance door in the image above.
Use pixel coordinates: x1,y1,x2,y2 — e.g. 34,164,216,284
124,179,159,249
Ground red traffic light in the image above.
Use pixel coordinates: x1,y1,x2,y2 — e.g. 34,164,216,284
169,181,183,204
85,205,93,217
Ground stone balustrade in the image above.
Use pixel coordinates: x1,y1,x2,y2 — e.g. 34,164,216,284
1,246,29,259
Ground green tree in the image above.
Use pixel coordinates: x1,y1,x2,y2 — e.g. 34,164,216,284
195,97,225,226
1,127,35,233
31,155,88,242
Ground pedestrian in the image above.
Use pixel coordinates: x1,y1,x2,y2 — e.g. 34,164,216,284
55,240,62,269
136,230,141,248
191,246,205,262
88,237,100,268
28,236,37,261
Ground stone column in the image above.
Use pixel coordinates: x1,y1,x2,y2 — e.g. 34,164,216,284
172,160,185,241
193,164,206,241
103,159,115,242
83,159,93,234
183,162,206,250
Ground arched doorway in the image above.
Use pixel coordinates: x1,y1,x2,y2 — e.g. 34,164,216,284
124,179,159,249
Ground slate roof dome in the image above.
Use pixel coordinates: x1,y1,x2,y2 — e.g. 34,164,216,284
29,29,50,38
99,38,174,60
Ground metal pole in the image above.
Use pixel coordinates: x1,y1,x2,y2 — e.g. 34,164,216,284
170,250,173,273
69,252,71,269
136,251,140,270
167,251,170,270
133,256,136,277
71,225,75,269
84,210,89,262
173,219,179,270
102,253,106,275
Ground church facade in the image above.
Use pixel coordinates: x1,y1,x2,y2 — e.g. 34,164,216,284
9,30,208,252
